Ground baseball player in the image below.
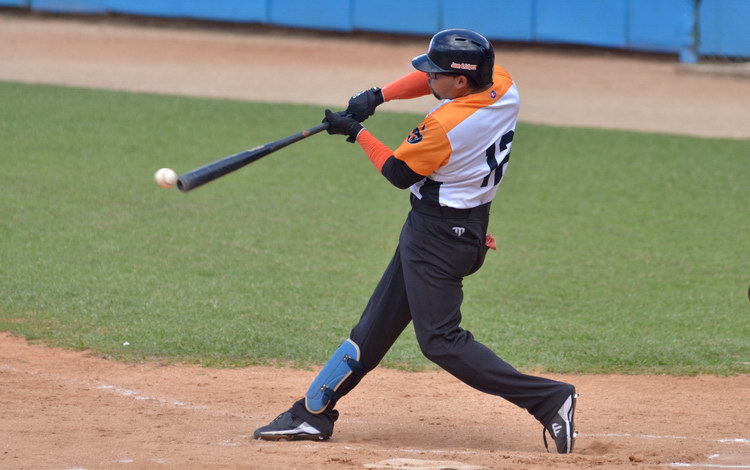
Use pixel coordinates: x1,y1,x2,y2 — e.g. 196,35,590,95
254,29,578,454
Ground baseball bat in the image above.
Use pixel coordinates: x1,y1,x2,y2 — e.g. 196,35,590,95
176,122,330,193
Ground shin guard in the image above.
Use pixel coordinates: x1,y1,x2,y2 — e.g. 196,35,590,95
305,339,363,414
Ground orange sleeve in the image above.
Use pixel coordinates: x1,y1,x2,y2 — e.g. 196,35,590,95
356,129,393,172
392,115,451,176
381,71,431,101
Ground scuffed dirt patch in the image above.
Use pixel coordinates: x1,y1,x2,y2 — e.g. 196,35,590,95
1,332,749,469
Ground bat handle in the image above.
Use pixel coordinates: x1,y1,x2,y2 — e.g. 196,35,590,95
302,122,330,137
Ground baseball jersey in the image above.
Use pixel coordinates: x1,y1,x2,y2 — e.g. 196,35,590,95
356,66,519,209
396,66,518,209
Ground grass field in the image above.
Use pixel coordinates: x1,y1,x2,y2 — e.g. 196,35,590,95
1,81,748,375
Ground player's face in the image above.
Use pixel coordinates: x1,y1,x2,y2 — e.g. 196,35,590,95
427,73,465,100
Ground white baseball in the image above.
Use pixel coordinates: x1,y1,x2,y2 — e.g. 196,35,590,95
154,168,178,189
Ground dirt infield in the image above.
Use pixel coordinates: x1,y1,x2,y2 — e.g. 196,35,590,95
1,13,750,470
2,332,749,469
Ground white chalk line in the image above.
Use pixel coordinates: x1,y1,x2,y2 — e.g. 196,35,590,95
0,363,256,421
363,458,483,470
667,464,750,469
340,445,481,456
591,432,750,468
2,362,258,451
340,444,750,470
5,363,750,468
589,433,749,445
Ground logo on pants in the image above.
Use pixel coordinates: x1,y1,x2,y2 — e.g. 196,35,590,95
452,226,465,236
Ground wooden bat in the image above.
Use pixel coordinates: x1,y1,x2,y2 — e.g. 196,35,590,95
176,122,330,193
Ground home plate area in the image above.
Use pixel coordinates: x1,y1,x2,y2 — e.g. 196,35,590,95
364,458,483,470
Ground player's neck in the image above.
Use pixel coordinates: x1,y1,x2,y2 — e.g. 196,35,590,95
464,83,493,97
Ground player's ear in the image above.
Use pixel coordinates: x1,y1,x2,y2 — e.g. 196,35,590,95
454,75,470,92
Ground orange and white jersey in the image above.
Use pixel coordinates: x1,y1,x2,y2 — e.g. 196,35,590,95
394,66,519,209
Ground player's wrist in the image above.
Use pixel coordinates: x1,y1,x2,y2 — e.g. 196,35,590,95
346,122,365,143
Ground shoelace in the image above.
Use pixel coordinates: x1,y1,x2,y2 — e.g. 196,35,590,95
272,413,285,422
542,427,551,452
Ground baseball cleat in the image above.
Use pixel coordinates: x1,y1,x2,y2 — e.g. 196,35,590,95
253,412,329,441
543,392,578,454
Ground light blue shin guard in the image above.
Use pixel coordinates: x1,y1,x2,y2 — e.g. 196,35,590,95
305,339,362,414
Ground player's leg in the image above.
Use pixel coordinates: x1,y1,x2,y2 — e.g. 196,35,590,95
399,209,577,451
254,246,412,441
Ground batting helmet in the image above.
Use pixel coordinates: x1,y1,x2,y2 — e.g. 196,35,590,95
412,29,495,88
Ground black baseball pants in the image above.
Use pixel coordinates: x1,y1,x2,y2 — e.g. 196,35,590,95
292,197,574,435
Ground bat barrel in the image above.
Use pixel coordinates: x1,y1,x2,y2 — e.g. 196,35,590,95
177,147,268,192
176,122,329,193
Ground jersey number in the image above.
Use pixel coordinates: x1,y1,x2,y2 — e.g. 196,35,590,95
480,130,514,188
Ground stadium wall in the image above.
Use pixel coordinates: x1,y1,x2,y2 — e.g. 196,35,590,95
12,0,750,60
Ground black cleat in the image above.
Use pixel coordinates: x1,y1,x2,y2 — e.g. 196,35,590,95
253,412,329,441
543,392,578,453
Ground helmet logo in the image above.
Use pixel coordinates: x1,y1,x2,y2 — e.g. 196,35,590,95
450,62,477,71
406,125,425,144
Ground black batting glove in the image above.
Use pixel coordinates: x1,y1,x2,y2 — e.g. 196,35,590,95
323,109,364,143
345,87,384,122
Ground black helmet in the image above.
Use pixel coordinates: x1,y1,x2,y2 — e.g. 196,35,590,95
412,29,495,88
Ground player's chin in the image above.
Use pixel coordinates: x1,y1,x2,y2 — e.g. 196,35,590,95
427,84,441,100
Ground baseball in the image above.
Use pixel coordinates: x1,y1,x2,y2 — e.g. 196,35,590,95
154,168,178,189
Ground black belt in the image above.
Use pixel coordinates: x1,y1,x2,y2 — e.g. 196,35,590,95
410,194,490,219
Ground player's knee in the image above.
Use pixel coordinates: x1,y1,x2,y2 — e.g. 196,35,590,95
415,329,465,363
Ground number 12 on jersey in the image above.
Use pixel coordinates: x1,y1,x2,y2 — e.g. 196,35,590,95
480,130,514,188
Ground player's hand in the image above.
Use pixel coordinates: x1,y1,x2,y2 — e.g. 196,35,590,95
485,233,497,251
345,87,384,122
323,109,364,143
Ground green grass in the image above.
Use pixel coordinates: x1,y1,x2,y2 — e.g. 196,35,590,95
1,81,748,374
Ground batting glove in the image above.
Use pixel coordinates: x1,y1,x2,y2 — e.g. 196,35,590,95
323,109,364,143
345,87,384,123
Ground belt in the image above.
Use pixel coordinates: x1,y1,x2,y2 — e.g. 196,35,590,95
410,194,490,219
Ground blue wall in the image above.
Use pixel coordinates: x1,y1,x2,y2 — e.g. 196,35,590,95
536,0,629,48
47,0,268,22
441,0,534,42
699,0,750,58
353,0,439,35
31,1,103,13
182,0,267,23
268,0,350,31
7,0,750,60
31,0,105,13
628,0,691,53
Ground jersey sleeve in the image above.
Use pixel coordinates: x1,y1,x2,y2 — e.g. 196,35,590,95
381,71,431,101
392,115,452,177
356,129,425,189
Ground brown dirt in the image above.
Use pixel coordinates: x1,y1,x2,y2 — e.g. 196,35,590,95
1,13,749,470
1,13,750,138
2,332,750,469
